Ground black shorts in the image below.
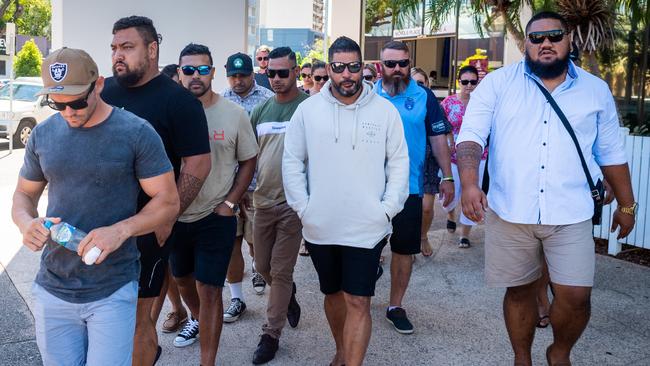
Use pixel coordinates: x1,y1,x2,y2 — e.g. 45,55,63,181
305,238,387,297
137,230,175,298
170,213,236,287
390,194,423,255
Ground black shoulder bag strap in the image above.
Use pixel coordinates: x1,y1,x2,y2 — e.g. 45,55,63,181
531,79,603,204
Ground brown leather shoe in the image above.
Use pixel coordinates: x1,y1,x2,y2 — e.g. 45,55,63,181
162,310,188,333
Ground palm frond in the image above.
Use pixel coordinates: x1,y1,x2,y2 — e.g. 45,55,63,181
557,0,616,52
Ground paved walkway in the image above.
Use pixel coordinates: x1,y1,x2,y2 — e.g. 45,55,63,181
1,149,649,366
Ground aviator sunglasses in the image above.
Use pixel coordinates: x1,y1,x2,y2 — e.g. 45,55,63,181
528,29,565,44
181,65,212,76
313,75,329,82
329,61,363,74
257,56,269,62
47,82,96,111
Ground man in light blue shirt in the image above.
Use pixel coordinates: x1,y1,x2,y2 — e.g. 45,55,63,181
457,11,636,366
375,41,454,335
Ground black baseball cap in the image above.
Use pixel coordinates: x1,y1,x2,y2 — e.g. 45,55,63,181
225,52,253,76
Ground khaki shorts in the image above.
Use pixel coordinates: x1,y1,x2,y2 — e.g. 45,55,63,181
236,192,255,244
484,210,595,288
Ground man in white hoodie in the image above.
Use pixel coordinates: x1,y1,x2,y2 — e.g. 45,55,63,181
283,36,409,366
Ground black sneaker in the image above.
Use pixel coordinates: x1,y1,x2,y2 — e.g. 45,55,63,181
458,238,471,248
173,317,199,347
386,307,414,334
287,282,301,328
252,334,279,364
252,271,266,295
224,298,247,323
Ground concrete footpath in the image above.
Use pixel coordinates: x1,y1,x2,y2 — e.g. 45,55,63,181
1,149,649,366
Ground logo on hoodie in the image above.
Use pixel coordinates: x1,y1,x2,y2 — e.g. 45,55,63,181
361,121,381,144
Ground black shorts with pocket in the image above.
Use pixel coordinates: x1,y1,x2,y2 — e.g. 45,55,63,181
305,238,387,297
170,212,237,287
137,230,175,298
390,194,423,255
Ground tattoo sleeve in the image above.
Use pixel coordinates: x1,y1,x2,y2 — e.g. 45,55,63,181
456,142,483,186
176,172,205,216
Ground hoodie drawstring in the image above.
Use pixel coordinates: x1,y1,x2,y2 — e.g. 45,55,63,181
352,104,359,150
334,103,340,143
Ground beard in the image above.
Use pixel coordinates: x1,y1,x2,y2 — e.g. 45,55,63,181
382,71,409,96
113,59,148,87
331,78,361,97
188,80,210,98
525,49,570,79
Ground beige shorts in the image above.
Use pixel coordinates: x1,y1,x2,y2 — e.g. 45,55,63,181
484,210,595,288
236,192,255,244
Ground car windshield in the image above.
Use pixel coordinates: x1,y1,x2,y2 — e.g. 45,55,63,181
0,83,41,102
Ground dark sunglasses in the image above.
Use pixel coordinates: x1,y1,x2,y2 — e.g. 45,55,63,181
313,75,329,82
330,61,362,74
528,29,565,44
181,65,212,76
383,59,410,68
257,56,269,61
460,79,478,85
363,75,374,81
47,82,96,111
300,73,312,79
267,69,291,78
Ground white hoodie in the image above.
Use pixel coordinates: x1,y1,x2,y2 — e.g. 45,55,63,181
282,80,409,249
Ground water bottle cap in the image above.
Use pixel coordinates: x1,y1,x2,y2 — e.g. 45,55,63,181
43,220,53,229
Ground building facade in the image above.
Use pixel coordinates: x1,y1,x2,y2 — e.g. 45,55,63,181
258,0,324,57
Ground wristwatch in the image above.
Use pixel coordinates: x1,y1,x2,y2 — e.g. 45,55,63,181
224,200,240,215
619,202,638,216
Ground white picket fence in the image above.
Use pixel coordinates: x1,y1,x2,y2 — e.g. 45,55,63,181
593,128,650,255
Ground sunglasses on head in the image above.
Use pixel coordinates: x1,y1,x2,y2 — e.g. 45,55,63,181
528,29,565,44
329,61,362,74
383,59,410,68
47,82,96,111
267,69,291,78
460,79,478,85
257,56,269,61
181,65,212,76
300,73,312,79
363,75,374,81
313,75,329,82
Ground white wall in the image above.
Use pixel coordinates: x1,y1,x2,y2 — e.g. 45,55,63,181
259,0,313,29
51,0,247,91
329,0,362,44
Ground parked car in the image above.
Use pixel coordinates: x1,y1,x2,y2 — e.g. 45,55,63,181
0,77,56,148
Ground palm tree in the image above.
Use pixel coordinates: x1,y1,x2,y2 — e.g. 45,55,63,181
556,0,616,76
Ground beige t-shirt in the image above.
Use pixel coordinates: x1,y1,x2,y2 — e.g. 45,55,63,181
179,96,259,223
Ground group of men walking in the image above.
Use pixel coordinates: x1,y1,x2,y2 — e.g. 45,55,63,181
11,10,637,366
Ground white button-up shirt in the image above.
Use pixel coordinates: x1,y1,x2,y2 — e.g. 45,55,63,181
457,59,626,225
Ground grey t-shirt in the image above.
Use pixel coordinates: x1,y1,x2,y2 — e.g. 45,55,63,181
20,108,172,303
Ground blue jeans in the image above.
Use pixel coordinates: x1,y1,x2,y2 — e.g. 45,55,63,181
32,281,138,366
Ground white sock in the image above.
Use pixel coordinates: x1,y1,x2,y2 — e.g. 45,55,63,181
388,305,400,311
229,282,244,301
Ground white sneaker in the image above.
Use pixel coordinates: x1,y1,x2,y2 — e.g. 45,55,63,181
173,317,199,347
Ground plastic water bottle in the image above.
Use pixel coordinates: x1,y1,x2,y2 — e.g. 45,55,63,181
43,220,102,265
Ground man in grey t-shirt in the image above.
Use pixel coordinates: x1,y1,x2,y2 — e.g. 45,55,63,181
11,48,179,366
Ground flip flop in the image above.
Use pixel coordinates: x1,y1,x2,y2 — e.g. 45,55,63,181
536,315,550,328
446,220,457,233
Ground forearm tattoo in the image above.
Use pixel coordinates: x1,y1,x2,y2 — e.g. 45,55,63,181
456,142,483,172
177,172,205,216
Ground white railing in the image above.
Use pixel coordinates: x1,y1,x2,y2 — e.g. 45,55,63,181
593,128,650,255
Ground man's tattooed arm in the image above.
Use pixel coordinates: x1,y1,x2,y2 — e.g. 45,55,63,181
177,172,206,216
176,153,211,216
456,142,483,186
